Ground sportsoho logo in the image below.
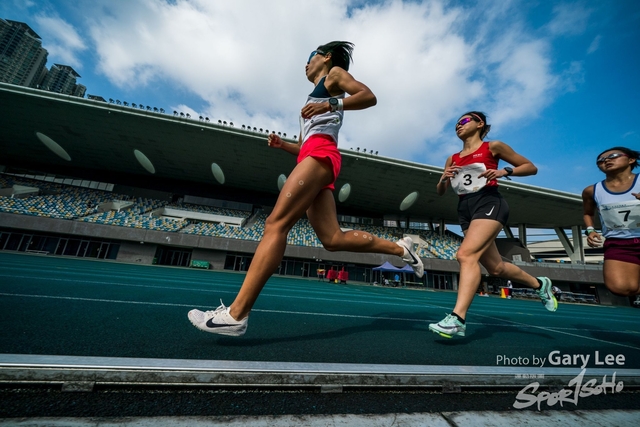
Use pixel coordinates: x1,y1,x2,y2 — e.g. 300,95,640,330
496,350,626,410
513,369,623,410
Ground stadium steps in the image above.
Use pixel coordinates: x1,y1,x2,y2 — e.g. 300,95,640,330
179,223,198,233
242,208,264,228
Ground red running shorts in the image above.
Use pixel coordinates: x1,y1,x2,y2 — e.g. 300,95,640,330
297,134,342,191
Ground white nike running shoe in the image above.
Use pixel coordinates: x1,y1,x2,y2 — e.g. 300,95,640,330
429,313,466,338
396,236,424,278
536,277,558,312
188,300,248,336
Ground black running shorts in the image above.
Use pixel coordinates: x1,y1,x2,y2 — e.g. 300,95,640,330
457,187,509,231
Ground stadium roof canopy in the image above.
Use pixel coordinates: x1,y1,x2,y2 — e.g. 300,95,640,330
0,83,584,228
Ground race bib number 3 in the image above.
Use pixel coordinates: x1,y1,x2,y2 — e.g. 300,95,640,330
599,200,640,231
451,163,488,195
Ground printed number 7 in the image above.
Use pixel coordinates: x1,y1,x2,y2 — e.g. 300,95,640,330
618,210,631,221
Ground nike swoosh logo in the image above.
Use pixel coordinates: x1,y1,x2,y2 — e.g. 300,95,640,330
205,319,233,328
485,206,495,216
406,249,420,265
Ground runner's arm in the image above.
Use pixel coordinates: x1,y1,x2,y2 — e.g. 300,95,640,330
581,185,602,247
268,133,301,156
302,67,377,118
487,141,537,179
436,156,456,196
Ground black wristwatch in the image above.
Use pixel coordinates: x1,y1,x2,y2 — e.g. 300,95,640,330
503,167,514,176
329,98,339,112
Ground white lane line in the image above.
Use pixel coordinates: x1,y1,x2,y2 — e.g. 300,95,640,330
0,275,447,310
0,292,431,323
1,292,639,342
2,274,639,325
0,271,366,299
467,310,640,351
0,272,234,287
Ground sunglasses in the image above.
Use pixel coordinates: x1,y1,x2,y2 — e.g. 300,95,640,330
307,50,325,64
456,117,476,127
596,152,628,164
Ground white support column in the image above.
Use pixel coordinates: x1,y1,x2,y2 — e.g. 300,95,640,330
554,226,583,263
573,225,585,264
503,226,514,239
554,226,574,260
518,224,527,247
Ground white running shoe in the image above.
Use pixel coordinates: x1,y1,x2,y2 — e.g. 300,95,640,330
397,236,424,278
536,277,558,312
188,300,248,336
429,313,466,338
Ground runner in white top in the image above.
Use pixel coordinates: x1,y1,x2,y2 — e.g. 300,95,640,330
582,146,640,296
187,41,424,337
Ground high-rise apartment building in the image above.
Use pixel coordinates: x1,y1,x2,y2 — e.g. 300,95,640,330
40,63,86,97
0,19,48,87
1,18,86,97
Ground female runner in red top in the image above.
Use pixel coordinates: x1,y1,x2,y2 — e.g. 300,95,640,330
429,111,557,339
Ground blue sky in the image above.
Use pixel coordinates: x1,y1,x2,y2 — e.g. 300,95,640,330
2,0,639,196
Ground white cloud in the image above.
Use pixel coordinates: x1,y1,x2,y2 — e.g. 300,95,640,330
463,8,560,134
546,3,592,36
587,35,601,54
0,0,35,15
76,0,563,165
559,61,585,93
34,14,86,69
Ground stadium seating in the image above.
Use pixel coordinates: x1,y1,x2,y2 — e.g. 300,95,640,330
1,173,467,260
166,202,251,219
185,215,266,241
287,218,323,247
82,210,189,232
0,176,117,219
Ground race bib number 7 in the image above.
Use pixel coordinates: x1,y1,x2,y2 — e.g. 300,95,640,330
450,163,488,195
599,200,640,231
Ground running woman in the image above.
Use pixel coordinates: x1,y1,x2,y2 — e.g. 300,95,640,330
188,41,424,336
582,147,640,296
429,111,557,339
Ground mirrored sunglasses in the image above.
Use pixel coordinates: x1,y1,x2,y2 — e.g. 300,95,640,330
307,50,325,64
596,152,628,164
456,117,475,127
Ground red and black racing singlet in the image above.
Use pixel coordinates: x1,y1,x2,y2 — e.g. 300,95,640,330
451,142,499,193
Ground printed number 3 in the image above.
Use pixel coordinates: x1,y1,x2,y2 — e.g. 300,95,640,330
464,174,472,186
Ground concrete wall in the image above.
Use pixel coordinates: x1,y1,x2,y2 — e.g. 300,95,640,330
116,241,157,264
495,238,532,262
191,248,227,270
595,284,632,307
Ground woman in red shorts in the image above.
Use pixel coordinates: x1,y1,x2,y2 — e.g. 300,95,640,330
429,111,557,339
582,146,640,296
188,41,424,336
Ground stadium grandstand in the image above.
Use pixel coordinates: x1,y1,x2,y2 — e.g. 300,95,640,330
0,81,632,307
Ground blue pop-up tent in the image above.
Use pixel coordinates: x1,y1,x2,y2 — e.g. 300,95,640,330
372,261,404,272
372,262,415,285
373,261,415,273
